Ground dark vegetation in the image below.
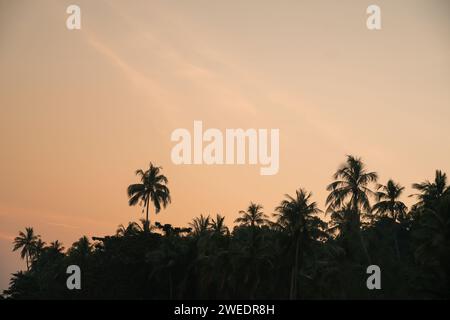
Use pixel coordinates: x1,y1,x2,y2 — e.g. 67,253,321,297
2,156,450,299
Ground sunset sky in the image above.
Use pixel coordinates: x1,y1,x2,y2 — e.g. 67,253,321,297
0,0,449,291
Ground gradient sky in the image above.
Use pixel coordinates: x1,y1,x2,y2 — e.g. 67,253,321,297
0,0,449,291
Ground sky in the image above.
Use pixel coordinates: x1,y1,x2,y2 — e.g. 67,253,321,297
0,0,449,292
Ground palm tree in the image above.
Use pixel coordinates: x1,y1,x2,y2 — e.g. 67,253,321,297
328,205,358,238
49,240,65,254
372,179,407,221
32,238,46,261
326,155,378,214
413,193,450,297
235,203,268,228
274,188,323,299
189,214,211,236
411,170,450,208
3,271,36,299
326,155,377,264
372,180,408,260
211,214,229,235
116,221,143,237
13,227,39,271
68,236,92,260
415,195,450,257
127,162,171,232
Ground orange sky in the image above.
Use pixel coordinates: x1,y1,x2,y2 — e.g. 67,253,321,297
0,0,449,291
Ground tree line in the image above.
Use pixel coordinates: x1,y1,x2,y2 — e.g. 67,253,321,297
2,155,449,299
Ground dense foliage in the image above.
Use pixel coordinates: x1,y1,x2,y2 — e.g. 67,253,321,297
3,156,450,299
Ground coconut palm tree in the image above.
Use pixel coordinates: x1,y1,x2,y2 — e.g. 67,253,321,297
127,162,171,232
235,203,268,228
49,240,65,254
415,195,450,258
372,179,407,221
68,236,92,258
326,155,378,214
32,238,46,261
328,205,355,237
189,214,211,236
326,155,377,264
411,170,450,208
413,193,450,297
13,228,39,271
371,180,408,261
274,188,323,299
3,271,36,299
116,221,143,237
211,214,229,235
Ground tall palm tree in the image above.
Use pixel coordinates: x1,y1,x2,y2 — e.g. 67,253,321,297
413,194,450,269
411,170,450,208
372,179,407,221
127,162,171,232
13,227,39,270
326,155,378,214
274,188,323,299
211,214,229,235
326,155,377,264
235,203,268,228
372,180,408,261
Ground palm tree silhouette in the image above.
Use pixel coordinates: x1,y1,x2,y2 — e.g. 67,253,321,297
326,155,377,264
116,221,143,237
274,188,323,299
211,214,229,235
32,238,46,261
68,236,92,259
189,214,211,236
411,170,450,208
13,227,39,270
372,180,408,260
328,204,355,237
235,203,268,227
127,162,171,232
413,194,450,268
49,240,65,253
326,155,378,214
373,179,407,221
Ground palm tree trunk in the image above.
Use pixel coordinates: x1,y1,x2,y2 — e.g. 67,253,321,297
169,273,173,299
394,233,401,261
251,275,260,300
392,213,401,261
358,230,371,265
145,196,150,232
290,237,300,300
353,205,371,265
26,253,29,271
289,267,295,299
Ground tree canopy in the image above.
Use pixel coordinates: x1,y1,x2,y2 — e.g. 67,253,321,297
3,156,449,299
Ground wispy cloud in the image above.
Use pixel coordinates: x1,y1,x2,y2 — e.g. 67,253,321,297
84,1,259,119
